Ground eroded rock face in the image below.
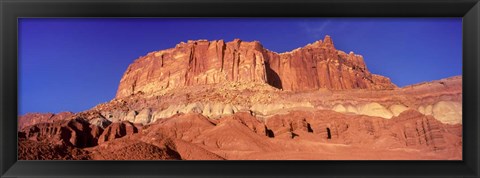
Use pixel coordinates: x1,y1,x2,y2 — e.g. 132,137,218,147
91,139,182,160
116,39,269,98
115,36,396,98
250,102,314,116
151,102,240,121
19,108,462,160
97,121,142,144
20,118,101,148
264,110,460,152
265,36,396,91
387,110,452,150
18,138,91,160
18,36,462,160
389,104,409,117
144,113,215,142
194,113,275,152
333,102,394,119
18,112,74,130
419,101,462,124
89,117,112,129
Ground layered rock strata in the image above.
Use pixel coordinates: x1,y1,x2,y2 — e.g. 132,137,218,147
116,36,396,98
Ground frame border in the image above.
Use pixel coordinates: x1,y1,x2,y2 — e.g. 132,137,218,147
1,0,479,177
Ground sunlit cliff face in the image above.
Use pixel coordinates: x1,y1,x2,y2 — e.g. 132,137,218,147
18,37,462,160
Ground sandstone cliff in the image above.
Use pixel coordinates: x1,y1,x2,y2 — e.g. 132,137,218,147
116,36,396,98
18,36,462,161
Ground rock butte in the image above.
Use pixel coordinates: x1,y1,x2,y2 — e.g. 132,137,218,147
18,36,462,160
116,36,396,98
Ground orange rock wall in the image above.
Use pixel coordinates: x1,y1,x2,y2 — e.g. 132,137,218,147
116,36,397,98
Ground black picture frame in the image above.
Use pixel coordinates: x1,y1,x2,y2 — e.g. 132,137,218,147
1,0,479,177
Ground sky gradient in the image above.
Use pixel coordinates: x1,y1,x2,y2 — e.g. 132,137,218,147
18,18,462,115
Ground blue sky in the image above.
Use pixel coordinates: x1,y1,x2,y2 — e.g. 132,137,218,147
18,18,462,115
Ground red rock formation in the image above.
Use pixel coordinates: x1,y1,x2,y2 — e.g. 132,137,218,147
90,139,181,160
387,110,451,150
115,36,396,98
194,116,275,152
116,39,269,98
18,112,73,130
142,113,215,142
18,36,462,160
264,109,460,152
20,118,101,148
18,108,462,160
217,112,267,136
18,138,90,160
264,36,395,91
97,121,141,144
